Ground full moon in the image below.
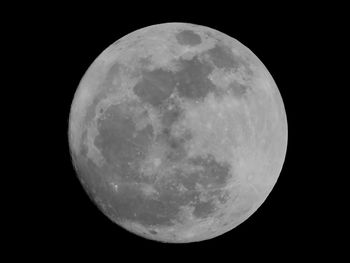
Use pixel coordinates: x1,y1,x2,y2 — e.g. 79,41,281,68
68,23,288,243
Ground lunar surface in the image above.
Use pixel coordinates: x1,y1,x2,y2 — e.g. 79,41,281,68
68,23,287,243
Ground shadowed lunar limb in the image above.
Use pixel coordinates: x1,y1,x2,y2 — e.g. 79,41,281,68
69,22,288,243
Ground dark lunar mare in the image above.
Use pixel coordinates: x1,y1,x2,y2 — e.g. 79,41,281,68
206,44,240,69
79,44,245,228
160,102,182,128
204,43,254,98
87,98,233,227
175,29,202,46
229,81,249,98
133,69,176,107
132,42,252,104
94,103,153,182
188,155,231,187
133,53,218,104
174,56,216,100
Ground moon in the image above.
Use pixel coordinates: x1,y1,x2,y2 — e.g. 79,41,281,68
69,23,288,243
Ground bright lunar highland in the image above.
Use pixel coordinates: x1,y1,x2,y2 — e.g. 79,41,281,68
69,23,288,243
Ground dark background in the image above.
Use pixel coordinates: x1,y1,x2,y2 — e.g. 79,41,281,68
12,3,339,260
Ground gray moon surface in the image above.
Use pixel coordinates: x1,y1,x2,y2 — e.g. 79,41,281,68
68,23,288,243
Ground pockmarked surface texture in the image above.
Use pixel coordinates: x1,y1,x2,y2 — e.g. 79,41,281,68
69,23,288,243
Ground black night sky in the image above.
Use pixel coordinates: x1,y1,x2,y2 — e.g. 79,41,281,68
11,2,338,260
